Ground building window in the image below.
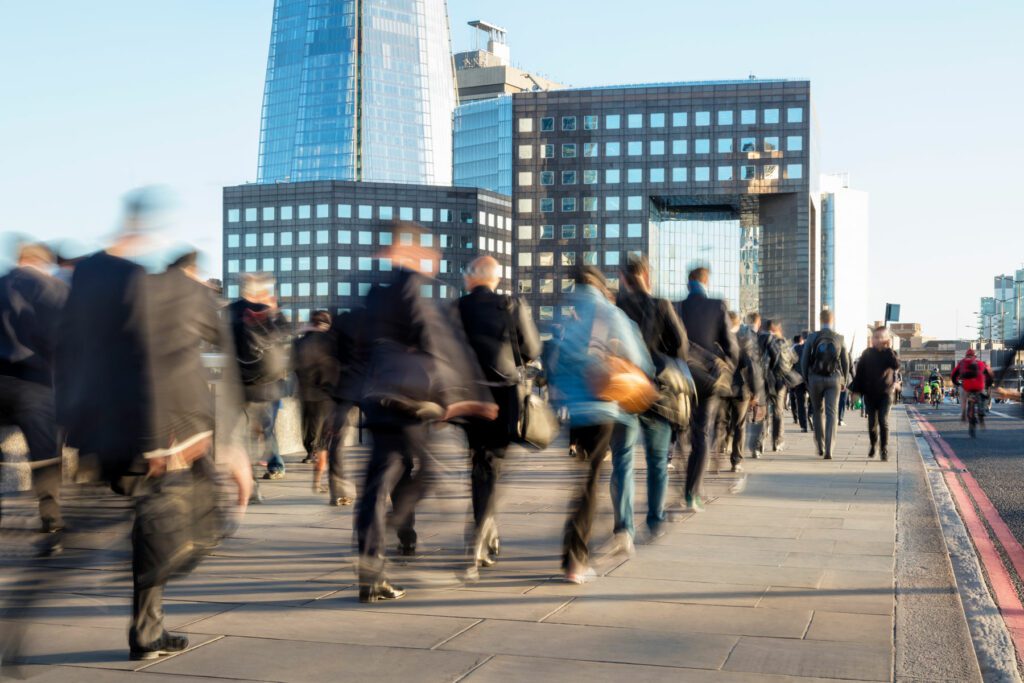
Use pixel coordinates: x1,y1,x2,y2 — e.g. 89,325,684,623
539,144,552,159
562,170,577,185
787,107,804,123
606,114,621,129
650,140,665,155
717,138,733,153
316,204,329,218
440,209,452,222
650,168,665,183
695,139,710,154
244,233,257,247
561,252,576,266
298,283,310,297
540,117,554,131
740,137,756,152
518,280,532,294
419,207,434,222
281,232,293,246
583,224,598,239
518,252,532,267
279,283,292,297
280,257,292,271
562,144,577,158
518,225,532,240
627,141,642,156
338,282,351,296
605,196,621,211
561,278,575,293
627,113,643,129
313,256,326,270
583,115,598,130
227,209,240,223
583,251,598,265
627,223,642,238
263,233,275,247
786,135,803,151
357,257,372,271
353,205,369,220
764,108,780,124
717,166,733,181
627,168,642,183
538,253,554,267
605,169,620,184
583,170,598,184
540,225,554,239
420,232,434,248
606,141,621,156
717,110,733,125
583,197,598,211
605,251,620,266
281,206,294,220
314,229,327,244
672,139,688,155
379,206,393,220
741,109,756,125
262,207,275,221
518,117,534,133
298,257,311,270
338,229,351,244
539,306,554,321
298,205,311,219
517,198,533,214
540,198,555,213
561,224,577,239
626,196,642,211
358,283,371,296
672,167,688,182
244,208,257,222
396,207,411,220
583,142,598,158
672,112,688,127
741,165,757,180
606,223,620,238
518,144,533,160
786,163,803,179
316,282,328,296
764,136,779,152
695,167,710,182
562,116,576,131
649,112,666,128
358,231,372,245
764,164,780,180
695,111,710,126
337,256,351,270
381,257,394,271
244,259,257,272
561,197,576,212
540,171,555,186
227,259,239,273
227,234,239,248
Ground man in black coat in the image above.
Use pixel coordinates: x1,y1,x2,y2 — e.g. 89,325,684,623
292,310,337,493
755,320,793,455
674,267,739,511
457,256,541,575
324,307,368,507
789,334,809,431
0,242,68,543
720,311,764,472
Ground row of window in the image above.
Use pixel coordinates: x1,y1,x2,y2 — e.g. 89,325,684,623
517,136,801,160
519,108,805,133
518,224,642,240
224,283,455,306
517,250,626,268
227,247,512,276
227,230,489,250
227,205,510,230
520,162,801,188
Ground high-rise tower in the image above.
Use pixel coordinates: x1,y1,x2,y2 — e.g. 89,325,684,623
257,0,457,185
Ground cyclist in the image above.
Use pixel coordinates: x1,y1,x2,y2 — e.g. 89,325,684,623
951,349,994,423
921,381,932,404
929,371,943,407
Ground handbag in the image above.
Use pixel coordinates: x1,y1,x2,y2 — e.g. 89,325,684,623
585,305,659,414
651,353,696,428
505,298,560,449
687,341,735,399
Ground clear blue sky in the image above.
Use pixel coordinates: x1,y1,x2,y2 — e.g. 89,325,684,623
1,1,1021,338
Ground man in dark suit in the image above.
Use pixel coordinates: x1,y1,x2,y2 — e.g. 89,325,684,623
457,256,541,576
801,309,851,460
356,223,496,603
325,307,367,507
789,334,809,432
0,242,68,546
720,311,763,472
292,310,337,493
674,267,739,511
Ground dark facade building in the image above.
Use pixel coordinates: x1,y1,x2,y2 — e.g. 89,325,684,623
222,181,512,322
462,79,819,335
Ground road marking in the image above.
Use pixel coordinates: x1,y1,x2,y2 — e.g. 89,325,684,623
911,407,1024,660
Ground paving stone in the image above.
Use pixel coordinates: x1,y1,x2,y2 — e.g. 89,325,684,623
315,586,572,622
805,611,893,644
526,575,769,608
757,587,893,616
724,635,892,681
611,558,824,589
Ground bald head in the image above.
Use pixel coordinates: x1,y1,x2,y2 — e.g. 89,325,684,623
465,255,501,290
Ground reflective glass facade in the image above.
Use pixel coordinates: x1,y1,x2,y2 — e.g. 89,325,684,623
257,0,456,185
652,214,742,308
453,96,513,196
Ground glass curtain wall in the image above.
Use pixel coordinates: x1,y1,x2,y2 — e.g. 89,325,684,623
651,212,742,309
453,96,512,195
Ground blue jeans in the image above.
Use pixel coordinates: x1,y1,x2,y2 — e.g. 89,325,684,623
610,414,672,537
246,401,284,473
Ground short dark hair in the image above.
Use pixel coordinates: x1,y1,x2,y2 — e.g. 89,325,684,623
311,310,332,327
792,334,802,344
688,266,709,282
621,253,649,290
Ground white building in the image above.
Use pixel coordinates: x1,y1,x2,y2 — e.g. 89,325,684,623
820,173,870,358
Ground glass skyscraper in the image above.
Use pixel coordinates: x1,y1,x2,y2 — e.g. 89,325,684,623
257,0,456,185
453,96,513,196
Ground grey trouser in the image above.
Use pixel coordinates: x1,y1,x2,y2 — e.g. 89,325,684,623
808,375,842,458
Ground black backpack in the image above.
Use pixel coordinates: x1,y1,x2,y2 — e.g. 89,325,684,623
811,330,841,377
238,310,289,386
960,358,980,380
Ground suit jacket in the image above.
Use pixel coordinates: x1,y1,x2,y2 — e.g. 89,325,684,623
674,292,739,367
329,307,368,404
735,326,766,402
457,286,541,386
293,328,338,402
800,328,851,382
0,265,68,386
616,289,689,363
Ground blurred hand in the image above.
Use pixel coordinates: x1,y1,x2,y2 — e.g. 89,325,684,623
147,456,167,478
221,445,252,510
444,401,499,421
995,387,1021,401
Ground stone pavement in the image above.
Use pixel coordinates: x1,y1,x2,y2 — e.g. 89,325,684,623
0,406,980,682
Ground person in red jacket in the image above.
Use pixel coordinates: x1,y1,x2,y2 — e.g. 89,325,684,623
951,349,994,421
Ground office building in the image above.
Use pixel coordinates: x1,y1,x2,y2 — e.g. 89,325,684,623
222,181,512,321
257,0,456,185
820,172,870,356
469,79,819,334
454,21,564,102
979,271,1024,342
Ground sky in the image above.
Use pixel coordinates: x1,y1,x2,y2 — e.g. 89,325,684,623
1,0,1021,338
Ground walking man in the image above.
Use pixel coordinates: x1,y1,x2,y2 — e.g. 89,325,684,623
789,333,809,432
801,310,851,460
755,320,793,455
721,311,763,471
292,310,338,493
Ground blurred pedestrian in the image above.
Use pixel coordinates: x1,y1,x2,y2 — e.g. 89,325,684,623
324,307,367,507
356,223,496,602
754,319,794,455
719,311,762,472
674,267,739,510
801,310,851,460
292,310,337,494
609,254,687,550
550,265,652,582
457,256,541,577
789,333,809,431
0,242,68,552
850,326,900,461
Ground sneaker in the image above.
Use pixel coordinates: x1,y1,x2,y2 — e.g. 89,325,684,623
262,471,285,480
604,531,636,558
685,494,705,513
839,420,846,427
881,451,889,462
868,446,876,458
359,580,406,603
331,496,353,507
751,450,761,459
398,543,416,557
824,454,833,460
130,633,189,661
564,564,596,584
301,455,315,464
731,463,744,473
666,502,687,522
667,462,676,471
773,442,785,453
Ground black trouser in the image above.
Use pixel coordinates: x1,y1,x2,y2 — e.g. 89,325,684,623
719,397,749,466
562,423,614,570
300,399,333,456
0,375,61,528
755,388,788,452
356,421,430,583
864,393,893,454
326,401,358,500
790,384,808,430
686,395,720,499
463,386,513,555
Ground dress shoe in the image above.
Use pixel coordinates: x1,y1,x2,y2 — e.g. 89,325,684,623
359,580,406,603
868,446,876,458
881,451,889,462
398,543,416,557
330,496,353,507
130,633,189,661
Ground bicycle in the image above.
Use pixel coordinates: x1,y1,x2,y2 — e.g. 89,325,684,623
966,390,986,438
931,389,942,410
